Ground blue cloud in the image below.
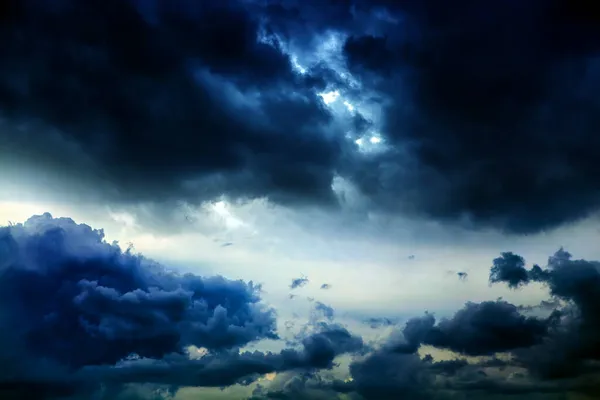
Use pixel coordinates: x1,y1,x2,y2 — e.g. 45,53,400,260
0,214,371,398
289,276,309,290
0,213,276,367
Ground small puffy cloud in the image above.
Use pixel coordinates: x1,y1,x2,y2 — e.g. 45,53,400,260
290,276,309,290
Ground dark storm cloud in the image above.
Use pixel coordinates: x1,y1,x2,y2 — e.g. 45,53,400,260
0,213,274,395
489,251,550,289
4,0,600,234
340,0,600,233
346,351,435,400
6,214,600,398
0,0,345,210
0,214,367,398
331,300,594,399
492,248,600,379
0,213,277,368
82,324,363,388
490,252,531,288
257,249,600,399
411,301,551,356
392,301,552,358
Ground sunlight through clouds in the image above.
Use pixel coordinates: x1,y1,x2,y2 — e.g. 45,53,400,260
2,1,600,398
318,90,340,105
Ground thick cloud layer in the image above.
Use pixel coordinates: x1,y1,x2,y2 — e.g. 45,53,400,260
5,0,600,397
0,0,343,209
254,248,600,399
5,214,600,398
82,323,363,388
0,213,277,368
3,0,600,233
491,248,600,379
400,301,551,356
0,215,368,399
341,0,600,233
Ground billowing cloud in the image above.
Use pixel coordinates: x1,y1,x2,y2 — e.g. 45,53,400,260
490,252,531,289
2,0,600,234
0,214,366,398
402,301,552,356
4,0,600,398
491,248,600,379
4,214,600,398
81,324,363,388
0,213,277,366
261,249,600,399
0,0,345,213
340,0,600,233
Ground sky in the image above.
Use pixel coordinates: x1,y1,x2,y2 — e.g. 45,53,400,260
1,0,600,399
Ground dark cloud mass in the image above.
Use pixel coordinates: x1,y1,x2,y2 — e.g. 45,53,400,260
82,324,364,388
2,0,600,233
404,301,552,356
0,213,277,367
5,0,600,398
322,248,600,399
0,0,343,209
0,214,366,398
490,252,531,288
5,214,600,398
341,0,600,233
491,248,600,379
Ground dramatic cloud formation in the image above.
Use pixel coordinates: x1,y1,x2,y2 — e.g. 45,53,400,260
82,323,364,388
0,213,277,364
253,247,600,399
0,215,364,398
340,0,600,233
3,0,600,399
490,252,531,289
401,301,552,356
5,215,600,398
2,0,600,233
0,0,344,211
490,248,600,380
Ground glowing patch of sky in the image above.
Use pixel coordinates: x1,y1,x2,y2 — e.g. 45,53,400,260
291,55,306,74
211,200,245,230
318,90,340,104
354,132,386,153
4,194,600,330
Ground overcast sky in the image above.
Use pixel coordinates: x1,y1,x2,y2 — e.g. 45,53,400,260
1,1,600,399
